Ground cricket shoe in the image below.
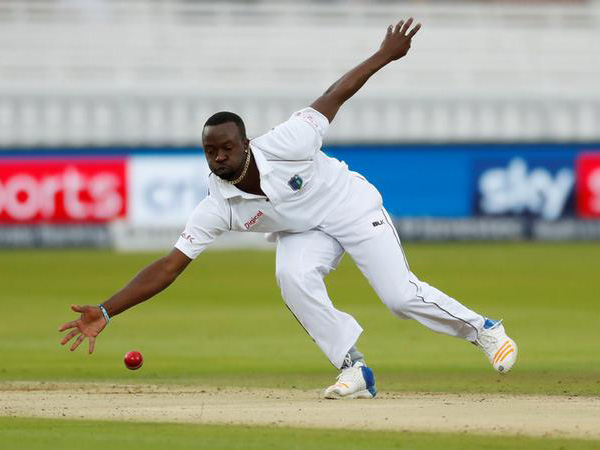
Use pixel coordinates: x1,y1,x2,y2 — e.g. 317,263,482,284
324,361,377,399
476,318,518,374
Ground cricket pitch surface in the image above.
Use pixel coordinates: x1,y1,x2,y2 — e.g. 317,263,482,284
1,382,598,439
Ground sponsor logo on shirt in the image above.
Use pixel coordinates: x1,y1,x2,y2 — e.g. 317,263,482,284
372,219,384,227
180,232,195,243
295,111,319,130
244,210,264,229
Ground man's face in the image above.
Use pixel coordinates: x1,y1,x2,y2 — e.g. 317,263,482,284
202,122,249,181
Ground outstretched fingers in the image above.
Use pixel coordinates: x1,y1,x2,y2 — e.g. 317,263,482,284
70,334,86,352
390,17,421,39
88,336,96,354
408,22,422,38
70,304,85,313
401,17,414,35
58,320,78,332
60,329,80,346
394,20,404,34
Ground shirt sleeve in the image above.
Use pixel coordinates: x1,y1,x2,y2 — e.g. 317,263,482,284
251,107,330,161
174,195,230,259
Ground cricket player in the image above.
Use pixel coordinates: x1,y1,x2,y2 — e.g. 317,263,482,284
59,18,518,399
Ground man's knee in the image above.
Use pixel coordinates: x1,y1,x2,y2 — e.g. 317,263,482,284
378,278,417,313
275,263,296,288
275,257,307,288
276,259,327,290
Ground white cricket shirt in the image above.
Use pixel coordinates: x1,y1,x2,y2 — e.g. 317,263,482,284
175,107,352,259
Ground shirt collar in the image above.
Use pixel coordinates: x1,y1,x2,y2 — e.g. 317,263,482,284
251,144,273,176
213,145,272,200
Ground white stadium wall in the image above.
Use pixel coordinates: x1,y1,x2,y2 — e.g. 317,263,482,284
0,0,599,146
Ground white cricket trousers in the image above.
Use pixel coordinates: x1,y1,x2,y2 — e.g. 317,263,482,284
275,174,485,369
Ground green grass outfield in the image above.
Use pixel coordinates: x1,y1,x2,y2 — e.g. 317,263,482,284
1,243,599,448
2,417,599,450
1,243,598,394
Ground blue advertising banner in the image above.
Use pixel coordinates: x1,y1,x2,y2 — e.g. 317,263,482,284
324,144,585,219
325,146,472,218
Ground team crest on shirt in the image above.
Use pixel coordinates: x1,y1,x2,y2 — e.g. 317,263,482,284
288,174,303,191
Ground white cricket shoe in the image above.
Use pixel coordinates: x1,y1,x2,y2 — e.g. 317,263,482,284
476,318,518,374
323,361,377,399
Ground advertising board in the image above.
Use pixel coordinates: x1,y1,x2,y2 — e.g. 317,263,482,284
472,156,575,221
0,158,127,223
576,152,600,219
0,154,209,226
128,155,210,226
1,144,599,246
325,146,471,218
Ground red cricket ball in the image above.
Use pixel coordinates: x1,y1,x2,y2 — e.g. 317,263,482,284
124,351,143,370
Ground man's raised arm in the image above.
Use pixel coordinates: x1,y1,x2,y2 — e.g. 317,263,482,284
310,18,421,123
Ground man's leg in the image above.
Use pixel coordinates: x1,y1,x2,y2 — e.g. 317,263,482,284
318,175,517,373
346,208,484,341
344,208,517,372
275,230,363,369
319,175,485,341
276,230,378,399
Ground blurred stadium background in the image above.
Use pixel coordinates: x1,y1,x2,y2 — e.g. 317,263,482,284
1,0,600,249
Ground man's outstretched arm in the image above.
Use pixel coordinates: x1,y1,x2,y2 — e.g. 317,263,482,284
58,248,192,353
98,248,191,317
311,18,421,123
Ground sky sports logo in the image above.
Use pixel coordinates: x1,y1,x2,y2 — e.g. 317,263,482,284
474,153,600,220
0,155,210,225
475,157,574,220
0,159,127,223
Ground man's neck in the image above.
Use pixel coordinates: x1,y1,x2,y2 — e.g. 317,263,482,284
233,155,264,196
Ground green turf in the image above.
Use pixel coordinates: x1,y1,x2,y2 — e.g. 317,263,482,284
0,243,599,395
1,417,598,450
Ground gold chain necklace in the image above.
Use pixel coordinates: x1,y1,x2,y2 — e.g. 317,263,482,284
225,150,251,185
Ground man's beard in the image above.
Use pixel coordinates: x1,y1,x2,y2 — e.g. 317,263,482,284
214,166,236,180
213,153,248,181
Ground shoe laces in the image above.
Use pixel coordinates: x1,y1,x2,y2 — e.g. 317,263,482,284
341,353,353,369
476,319,504,353
335,362,363,385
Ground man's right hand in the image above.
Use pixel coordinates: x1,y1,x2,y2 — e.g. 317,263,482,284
378,17,422,63
58,304,107,354
310,17,422,123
